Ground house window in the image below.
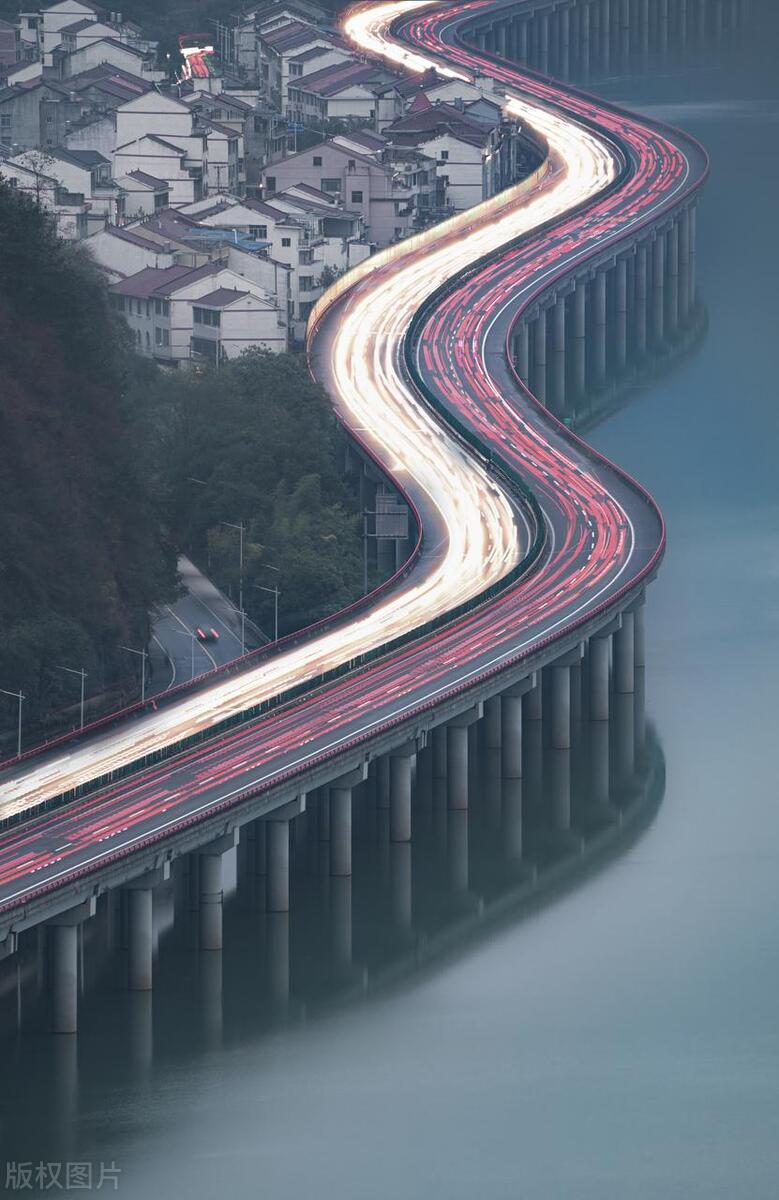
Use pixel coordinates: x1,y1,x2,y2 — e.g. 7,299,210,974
281,237,291,247
135,299,143,315
313,155,322,166
249,225,267,240
440,150,449,161
300,276,313,291
145,331,150,347
154,191,168,211
265,175,276,192
146,301,151,317
321,178,341,192
193,307,220,327
162,328,170,346
154,299,170,317
155,326,163,345
347,159,355,168
351,190,363,203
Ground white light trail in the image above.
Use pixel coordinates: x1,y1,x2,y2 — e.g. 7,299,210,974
0,2,619,820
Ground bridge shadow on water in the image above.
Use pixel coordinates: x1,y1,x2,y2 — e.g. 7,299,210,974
0,701,664,1171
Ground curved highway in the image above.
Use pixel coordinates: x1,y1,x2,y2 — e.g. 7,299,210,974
0,1,707,914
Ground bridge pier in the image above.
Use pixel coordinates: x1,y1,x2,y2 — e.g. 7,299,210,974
266,819,290,913
551,664,572,750
551,294,566,415
589,632,611,721
551,748,572,831
125,865,169,990
614,610,635,694
589,718,611,810
572,277,587,397
447,706,481,809
601,0,611,73
533,309,547,404
581,1,591,77
331,876,352,967
667,221,680,334
47,898,95,1034
615,257,628,371
199,831,237,951
678,208,691,321
390,746,414,842
485,695,502,749
391,842,412,927
634,241,648,357
515,322,529,385
525,671,543,720
652,230,665,343
593,269,607,387
501,776,523,860
432,724,447,778
539,11,550,73
501,693,523,778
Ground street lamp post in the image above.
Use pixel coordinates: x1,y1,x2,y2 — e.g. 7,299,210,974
221,520,246,655
120,645,148,704
253,565,280,642
54,665,87,731
0,687,24,759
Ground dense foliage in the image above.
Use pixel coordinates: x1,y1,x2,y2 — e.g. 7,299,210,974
132,350,363,643
0,180,176,734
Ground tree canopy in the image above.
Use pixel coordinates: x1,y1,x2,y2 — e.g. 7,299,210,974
0,181,176,735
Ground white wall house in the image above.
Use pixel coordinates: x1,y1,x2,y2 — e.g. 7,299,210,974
0,155,89,238
40,0,103,64
59,37,165,82
87,223,178,278
114,133,206,206
109,262,286,364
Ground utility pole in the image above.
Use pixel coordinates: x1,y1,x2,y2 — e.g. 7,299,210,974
253,563,281,642
54,665,87,731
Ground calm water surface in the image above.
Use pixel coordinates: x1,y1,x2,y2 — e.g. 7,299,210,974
2,8,778,1197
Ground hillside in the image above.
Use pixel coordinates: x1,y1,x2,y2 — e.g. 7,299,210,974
0,180,176,735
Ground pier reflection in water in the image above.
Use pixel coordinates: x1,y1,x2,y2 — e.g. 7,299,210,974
0,681,663,1181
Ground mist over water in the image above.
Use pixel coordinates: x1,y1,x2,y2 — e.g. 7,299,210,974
2,6,779,1197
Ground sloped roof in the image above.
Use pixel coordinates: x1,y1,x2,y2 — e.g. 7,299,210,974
196,287,250,307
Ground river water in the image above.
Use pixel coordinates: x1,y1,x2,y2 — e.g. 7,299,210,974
2,7,778,1197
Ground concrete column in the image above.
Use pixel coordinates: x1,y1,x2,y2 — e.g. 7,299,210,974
516,321,530,385
559,6,570,76
678,208,691,321
619,0,630,66
485,695,502,749
330,877,352,967
390,752,413,842
551,664,571,750
638,0,649,59
613,692,635,785
551,749,571,832
518,19,528,63
390,842,412,927
689,204,697,306
667,221,680,333
447,810,469,893
533,309,547,404
581,1,592,76
572,278,586,396
127,888,153,991
49,925,78,1035
634,665,646,762
633,601,646,668
601,0,611,72
47,898,95,1034
589,634,611,721
266,820,290,913
615,258,628,371
613,611,635,694
652,232,665,343
589,719,611,810
634,242,648,356
199,851,224,951
501,693,523,778
267,912,289,1007
539,11,550,73
659,0,669,51
329,787,352,876
525,673,542,720
447,724,469,810
696,0,706,45
679,0,688,47
497,20,507,58
551,295,566,415
377,754,390,808
501,777,523,860
432,725,447,778
593,270,607,387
